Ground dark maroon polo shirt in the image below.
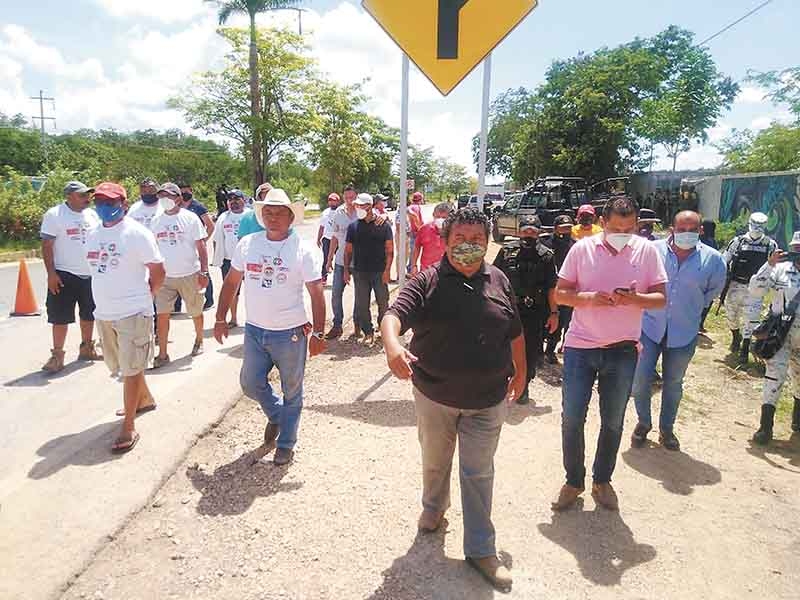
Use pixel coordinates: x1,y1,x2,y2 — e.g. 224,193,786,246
386,257,523,410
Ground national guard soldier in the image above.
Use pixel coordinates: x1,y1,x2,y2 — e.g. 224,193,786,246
723,212,778,363
493,215,559,404
748,232,800,445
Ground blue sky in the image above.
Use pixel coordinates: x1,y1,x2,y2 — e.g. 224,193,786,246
1,0,797,177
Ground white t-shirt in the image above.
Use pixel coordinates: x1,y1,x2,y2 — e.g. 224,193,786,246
232,232,323,331
331,205,358,265
219,209,251,259
40,204,100,277
149,209,207,278
127,200,162,229
321,207,336,240
86,218,164,321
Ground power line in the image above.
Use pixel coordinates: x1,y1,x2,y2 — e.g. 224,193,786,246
698,0,775,46
30,90,56,160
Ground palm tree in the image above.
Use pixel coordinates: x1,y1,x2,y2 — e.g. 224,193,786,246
206,0,303,190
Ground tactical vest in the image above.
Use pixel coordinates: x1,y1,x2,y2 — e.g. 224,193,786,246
503,243,549,301
730,236,774,284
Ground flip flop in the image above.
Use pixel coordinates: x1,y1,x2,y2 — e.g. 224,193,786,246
111,431,140,454
115,404,157,417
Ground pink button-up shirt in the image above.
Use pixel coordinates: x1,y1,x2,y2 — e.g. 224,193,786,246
558,234,668,349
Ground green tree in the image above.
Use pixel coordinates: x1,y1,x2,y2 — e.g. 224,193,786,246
206,0,304,189
170,27,316,186
406,146,436,190
636,30,738,171
748,66,800,119
471,88,536,178
717,124,800,173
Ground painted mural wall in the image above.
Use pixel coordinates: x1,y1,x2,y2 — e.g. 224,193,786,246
718,173,800,249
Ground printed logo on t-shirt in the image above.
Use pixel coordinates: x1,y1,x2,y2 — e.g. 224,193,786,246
66,219,92,244
88,241,122,275
155,224,186,247
223,221,241,237
245,254,290,289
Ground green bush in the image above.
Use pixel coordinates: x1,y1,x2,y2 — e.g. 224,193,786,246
716,214,749,250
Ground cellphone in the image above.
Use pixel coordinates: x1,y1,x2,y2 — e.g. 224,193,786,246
779,252,800,262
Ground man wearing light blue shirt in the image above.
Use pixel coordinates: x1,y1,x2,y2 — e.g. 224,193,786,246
631,211,727,451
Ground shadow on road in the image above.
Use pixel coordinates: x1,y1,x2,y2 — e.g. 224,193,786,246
215,343,244,359
186,450,303,517
537,505,656,586
365,526,503,599
745,435,800,473
4,360,93,388
621,446,722,495
308,398,416,428
28,420,124,479
505,403,553,426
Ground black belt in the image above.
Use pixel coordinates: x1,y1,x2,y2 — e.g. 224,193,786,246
603,340,638,350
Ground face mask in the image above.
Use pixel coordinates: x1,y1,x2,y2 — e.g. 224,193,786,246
748,224,765,240
356,208,368,220
434,218,445,228
95,203,124,225
141,194,157,205
673,231,700,250
579,217,593,226
159,196,177,212
181,192,193,201
450,242,487,266
605,233,632,252
255,207,266,230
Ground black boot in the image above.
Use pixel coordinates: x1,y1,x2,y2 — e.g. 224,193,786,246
753,404,776,446
792,397,800,433
730,329,742,354
738,338,750,365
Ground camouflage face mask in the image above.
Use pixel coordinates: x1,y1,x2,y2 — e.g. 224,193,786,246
450,241,487,266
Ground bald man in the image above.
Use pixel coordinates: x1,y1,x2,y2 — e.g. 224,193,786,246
630,211,727,451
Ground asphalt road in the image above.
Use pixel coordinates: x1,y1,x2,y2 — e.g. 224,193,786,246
0,214,398,600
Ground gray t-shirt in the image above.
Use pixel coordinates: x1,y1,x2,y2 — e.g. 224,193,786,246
331,205,358,266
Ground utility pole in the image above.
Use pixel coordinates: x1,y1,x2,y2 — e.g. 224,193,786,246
30,90,56,161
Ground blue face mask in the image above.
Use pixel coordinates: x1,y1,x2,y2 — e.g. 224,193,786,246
95,203,124,224
141,193,158,205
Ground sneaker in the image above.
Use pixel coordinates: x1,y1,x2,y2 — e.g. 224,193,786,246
630,423,651,448
191,339,203,357
42,349,66,374
152,354,171,369
273,447,294,466
659,430,681,451
325,326,343,340
363,333,375,346
591,482,619,510
78,340,102,361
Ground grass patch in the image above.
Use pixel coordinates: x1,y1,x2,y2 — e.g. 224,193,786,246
303,208,321,220
0,239,39,254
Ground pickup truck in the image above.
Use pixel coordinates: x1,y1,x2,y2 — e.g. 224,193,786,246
491,189,575,243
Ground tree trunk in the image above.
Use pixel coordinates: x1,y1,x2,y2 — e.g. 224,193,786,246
249,11,263,192
672,152,678,173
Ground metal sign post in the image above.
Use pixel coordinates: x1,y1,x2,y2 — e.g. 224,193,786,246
398,54,410,287
476,53,492,214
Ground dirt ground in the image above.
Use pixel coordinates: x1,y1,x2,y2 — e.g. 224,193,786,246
58,299,800,600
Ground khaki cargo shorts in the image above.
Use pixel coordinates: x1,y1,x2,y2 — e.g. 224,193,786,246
97,314,154,377
155,273,205,317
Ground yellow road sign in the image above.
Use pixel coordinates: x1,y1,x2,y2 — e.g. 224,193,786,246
363,0,538,96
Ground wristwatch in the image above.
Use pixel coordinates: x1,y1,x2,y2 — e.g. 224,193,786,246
200,271,210,278
311,331,325,340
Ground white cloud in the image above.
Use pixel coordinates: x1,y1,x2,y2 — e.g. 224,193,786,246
93,0,210,23
751,111,795,131
0,25,106,84
0,55,29,119
736,86,767,104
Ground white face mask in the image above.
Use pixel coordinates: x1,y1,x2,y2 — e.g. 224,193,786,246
159,196,177,212
605,233,632,252
356,208,368,220
748,225,765,240
434,218,445,228
673,231,700,250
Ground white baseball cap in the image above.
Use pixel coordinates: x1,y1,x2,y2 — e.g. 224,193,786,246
354,193,374,206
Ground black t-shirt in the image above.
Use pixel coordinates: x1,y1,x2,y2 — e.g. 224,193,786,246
346,219,393,272
386,258,523,410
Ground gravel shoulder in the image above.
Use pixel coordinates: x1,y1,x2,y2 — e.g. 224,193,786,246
60,242,800,600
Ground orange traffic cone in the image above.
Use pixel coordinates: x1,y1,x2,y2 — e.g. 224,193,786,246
10,259,41,317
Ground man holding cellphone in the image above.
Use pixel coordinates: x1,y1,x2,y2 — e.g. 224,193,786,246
553,196,667,511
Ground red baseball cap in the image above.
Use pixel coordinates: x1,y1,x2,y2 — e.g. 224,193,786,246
328,192,341,202
93,182,127,202
412,191,424,202
577,204,596,217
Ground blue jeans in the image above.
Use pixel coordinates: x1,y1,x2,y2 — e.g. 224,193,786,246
331,264,356,329
240,324,308,450
562,345,638,488
632,333,698,432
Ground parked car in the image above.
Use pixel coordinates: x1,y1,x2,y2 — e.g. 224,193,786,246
467,193,504,217
491,177,582,242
